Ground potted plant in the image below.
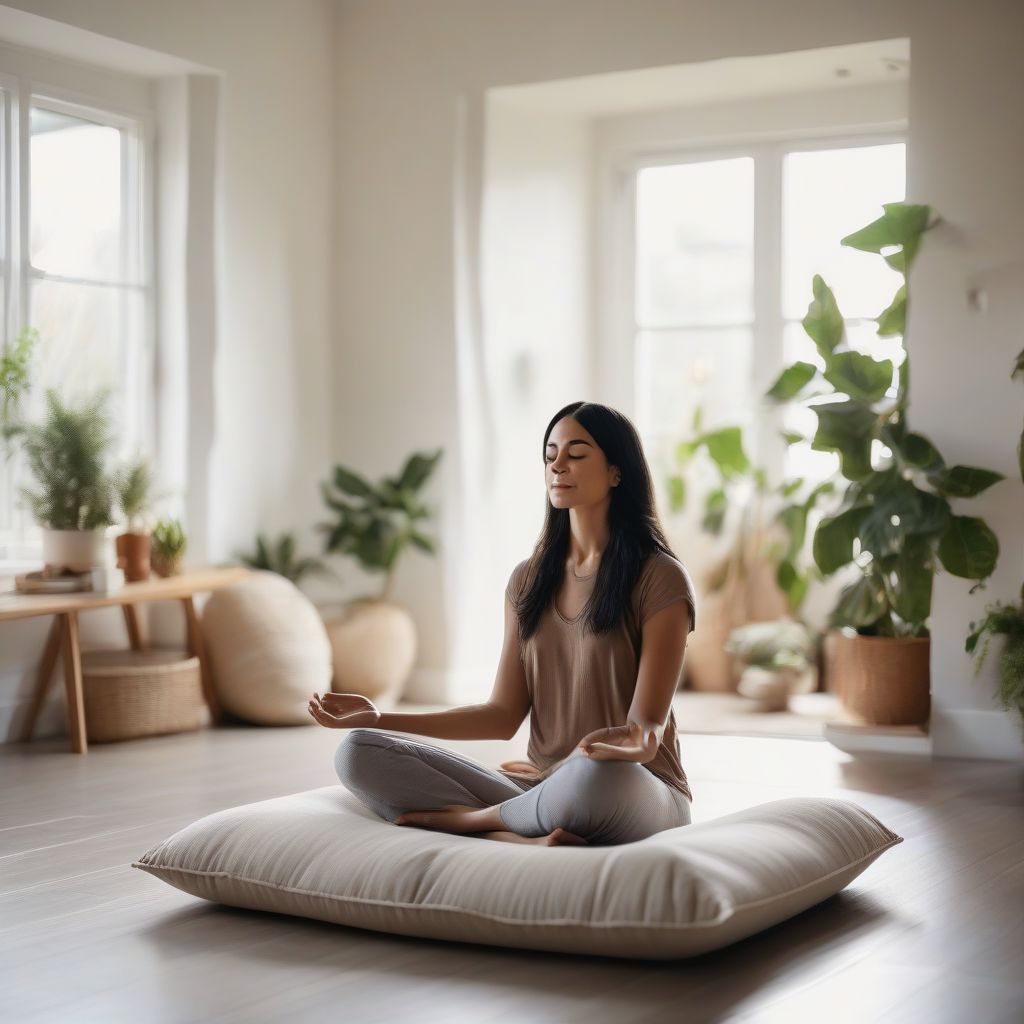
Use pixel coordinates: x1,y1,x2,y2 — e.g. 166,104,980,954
115,456,156,582
316,448,443,705
725,619,818,712
151,518,188,577
765,203,1005,725
667,407,833,691
966,584,1024,741
20,389,117,573
235,531,331,585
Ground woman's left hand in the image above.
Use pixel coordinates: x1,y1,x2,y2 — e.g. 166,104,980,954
578,722,658,763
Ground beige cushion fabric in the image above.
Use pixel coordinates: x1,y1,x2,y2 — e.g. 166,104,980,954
201,571,332,725
132,787,903,959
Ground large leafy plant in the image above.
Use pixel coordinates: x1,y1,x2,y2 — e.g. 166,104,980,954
20,389,117,531
318,449,442,601
765,203,1004,638
667,409,833,614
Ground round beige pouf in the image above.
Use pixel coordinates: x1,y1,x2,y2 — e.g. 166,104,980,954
202,571,332,725
321,599,417,708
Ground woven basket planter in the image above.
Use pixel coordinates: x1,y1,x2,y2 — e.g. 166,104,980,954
81,648,204,743
824,629,931,726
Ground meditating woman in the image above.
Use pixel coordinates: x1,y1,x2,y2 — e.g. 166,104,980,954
308,400,697,847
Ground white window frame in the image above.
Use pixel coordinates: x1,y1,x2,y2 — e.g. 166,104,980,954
598,128,907,489
0,56,156,572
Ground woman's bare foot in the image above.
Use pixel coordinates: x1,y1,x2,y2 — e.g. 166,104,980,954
479,828,589,846
394,803,503,834
393,806,588,846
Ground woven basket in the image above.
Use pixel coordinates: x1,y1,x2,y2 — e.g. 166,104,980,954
81,648,204,743
824,628,931,726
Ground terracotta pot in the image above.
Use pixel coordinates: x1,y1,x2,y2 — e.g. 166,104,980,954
116,532,151,582
824,628,930,726
321,598,417,707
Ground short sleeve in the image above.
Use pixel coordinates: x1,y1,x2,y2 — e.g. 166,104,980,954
505,559,531,604
636,553,697,633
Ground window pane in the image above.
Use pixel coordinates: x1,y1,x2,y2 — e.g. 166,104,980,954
636,326,754,439
31,107,123,281
28,279,144,457
783,144,905,321
636,157,754,327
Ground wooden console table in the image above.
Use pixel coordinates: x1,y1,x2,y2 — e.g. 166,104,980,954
1,566,250,753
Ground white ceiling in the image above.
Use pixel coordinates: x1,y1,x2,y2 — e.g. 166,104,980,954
491,39,910,115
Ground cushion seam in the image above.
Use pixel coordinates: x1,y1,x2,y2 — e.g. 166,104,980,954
129,834,903,930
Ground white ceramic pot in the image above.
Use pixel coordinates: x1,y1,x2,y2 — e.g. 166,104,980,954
321,598,417,708
41,528,112,573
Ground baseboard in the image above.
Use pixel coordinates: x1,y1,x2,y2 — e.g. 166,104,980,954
931,707,1024,761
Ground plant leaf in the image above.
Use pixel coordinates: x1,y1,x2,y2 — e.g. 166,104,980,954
813,505,871,575
876,283,906,337
823,351,894,402
702,427,750,480
927,464,1005,498
333,464,375,498
801,275,845,358
937,515,999,580
766,361,817,402
810,401,877,481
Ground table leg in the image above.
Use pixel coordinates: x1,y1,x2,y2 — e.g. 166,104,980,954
181,596,221,725
122,604,146,651
18,618,62,743
60,612,88,754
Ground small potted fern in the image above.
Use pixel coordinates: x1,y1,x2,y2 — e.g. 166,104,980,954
115,456,156,582
21,389,117,573
151,518,187,577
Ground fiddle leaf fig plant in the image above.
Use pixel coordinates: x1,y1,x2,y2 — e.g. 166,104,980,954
667,407,833,615
318,448,443,601
765,202,1005,638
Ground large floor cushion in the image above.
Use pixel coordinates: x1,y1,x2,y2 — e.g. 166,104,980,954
132,787,903,959
201,571,332,725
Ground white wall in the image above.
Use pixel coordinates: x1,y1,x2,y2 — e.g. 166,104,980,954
331,0,1023,758
2,0,1021,760
0,0,335,741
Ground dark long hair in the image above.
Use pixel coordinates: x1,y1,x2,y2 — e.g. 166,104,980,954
516,401,679,641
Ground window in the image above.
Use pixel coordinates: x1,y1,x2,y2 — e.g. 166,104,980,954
0,65,153,567
616,136,906,499
781,143,906,482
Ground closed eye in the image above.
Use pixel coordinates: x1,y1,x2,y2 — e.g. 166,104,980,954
545,455,584,462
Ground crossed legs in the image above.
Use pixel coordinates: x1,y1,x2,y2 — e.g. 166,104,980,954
334,729,691,847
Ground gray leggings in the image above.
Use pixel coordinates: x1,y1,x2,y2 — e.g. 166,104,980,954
334,729,692,846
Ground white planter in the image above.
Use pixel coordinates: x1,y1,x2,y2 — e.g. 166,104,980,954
320,598,417,708
42,528,111,573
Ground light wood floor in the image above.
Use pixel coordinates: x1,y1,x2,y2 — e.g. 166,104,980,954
2,709,1023,1024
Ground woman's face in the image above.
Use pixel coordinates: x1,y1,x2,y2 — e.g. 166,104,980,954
545,416,620,509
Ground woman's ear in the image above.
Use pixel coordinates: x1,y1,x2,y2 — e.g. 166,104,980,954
610,466,621,487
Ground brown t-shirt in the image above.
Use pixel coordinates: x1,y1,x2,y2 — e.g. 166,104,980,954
499,550,697,802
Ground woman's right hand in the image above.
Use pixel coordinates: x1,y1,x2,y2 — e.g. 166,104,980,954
307,691,381,729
